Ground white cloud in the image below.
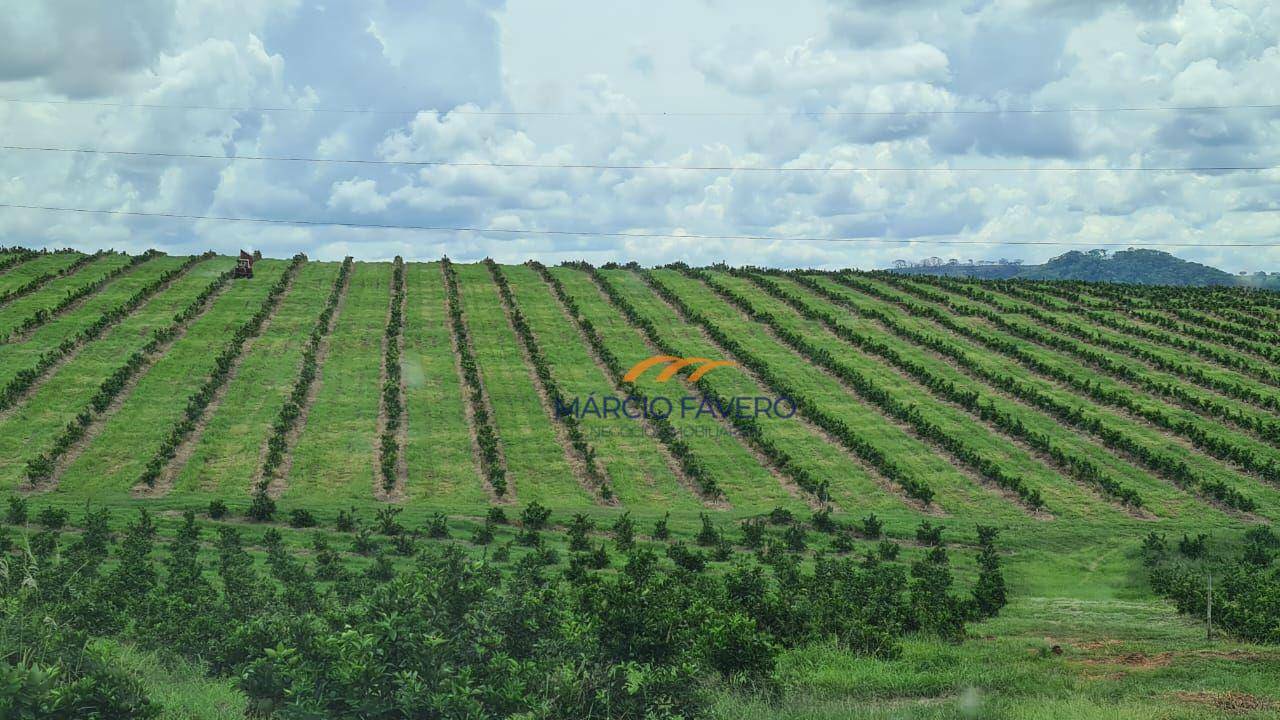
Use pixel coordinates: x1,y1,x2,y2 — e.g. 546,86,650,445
0,0,1277,271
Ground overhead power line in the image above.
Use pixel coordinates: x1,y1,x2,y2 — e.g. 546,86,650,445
4,145,1273,174
3,202,1278,247
4,96,1280,117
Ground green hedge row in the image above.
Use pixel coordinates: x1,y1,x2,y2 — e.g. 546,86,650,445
1,250,161,343
25,261,234,485
882,275,1280,488
784,272,1142,507
441,258,507,497
0,252,211,412
487,259,614,501
137,255,306,487
533,261,723,499
840,274,1255,512
378,257,406,492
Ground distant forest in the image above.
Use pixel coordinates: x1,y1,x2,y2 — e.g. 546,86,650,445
888,249,1280,288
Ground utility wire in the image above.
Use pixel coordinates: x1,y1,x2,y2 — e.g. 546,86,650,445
4,144,1273,174
4,96,1280,117
3,202,1278,247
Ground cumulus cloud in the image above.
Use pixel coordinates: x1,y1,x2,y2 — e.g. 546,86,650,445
0,0,1278,271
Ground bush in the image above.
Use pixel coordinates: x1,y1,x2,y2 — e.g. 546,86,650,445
696,513,721,546
652,512,670,540
486,506,509,525
612,512,636,551
247,491,275,522
567,513,593,552
5,495,28,525
37,506,69,531
768,507,794,525
741,518,766,549
1178,533,1208,559
207,499,228,519
335,508,357,532
861,513,884,539
667,542,707,573
288,509,317,528
915,521,944,546
426,512,449,539
520,501,552,531
784,524,807,553
811,507,836,533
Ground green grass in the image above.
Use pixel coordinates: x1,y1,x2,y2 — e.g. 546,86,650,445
0,252,134,337
0,256,232,489
284,262,390,501
710,270,1119,522
651,268,1024,525
401,261,486,507
56,260,289,495
0,255,189,386
0,251,83,297
453,262,595,508
170,261,341,497
802,275,1200,520
504,263,705,513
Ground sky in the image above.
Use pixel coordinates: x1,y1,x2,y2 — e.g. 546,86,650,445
0,0,1278,270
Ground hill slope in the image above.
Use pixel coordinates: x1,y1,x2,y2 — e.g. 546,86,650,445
892,248,1280,287
5,247,1280,717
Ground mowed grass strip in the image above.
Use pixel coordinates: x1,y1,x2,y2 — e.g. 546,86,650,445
649,268,1031,525
784,273,1169,518
888,276,1280,497
0,257,232,489
402,262,486,508
284,262,390,501
55,260,290,495
504,264,705,513
0,255,188,386
453,263,595,508
848,275,1280,518
965,284,1280,457
600,267,914,518
550,266,800,517
711,270,1118,519
170,261,341,497
0,252,84,300
0,252,135,337
806,275,1214,522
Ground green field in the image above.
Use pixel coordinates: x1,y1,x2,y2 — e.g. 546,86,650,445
3,249,1280,718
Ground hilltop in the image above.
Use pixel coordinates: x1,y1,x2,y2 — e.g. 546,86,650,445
890,248,1280,288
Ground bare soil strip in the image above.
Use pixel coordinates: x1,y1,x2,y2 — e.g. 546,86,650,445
139,266,304,497
31,274,236,493
264,265,353,500
442,262,512,504
490,265,614,505
537,266,725,509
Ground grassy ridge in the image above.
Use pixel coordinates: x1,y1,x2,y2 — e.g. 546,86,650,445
504,263,704,512
401,262,485,506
